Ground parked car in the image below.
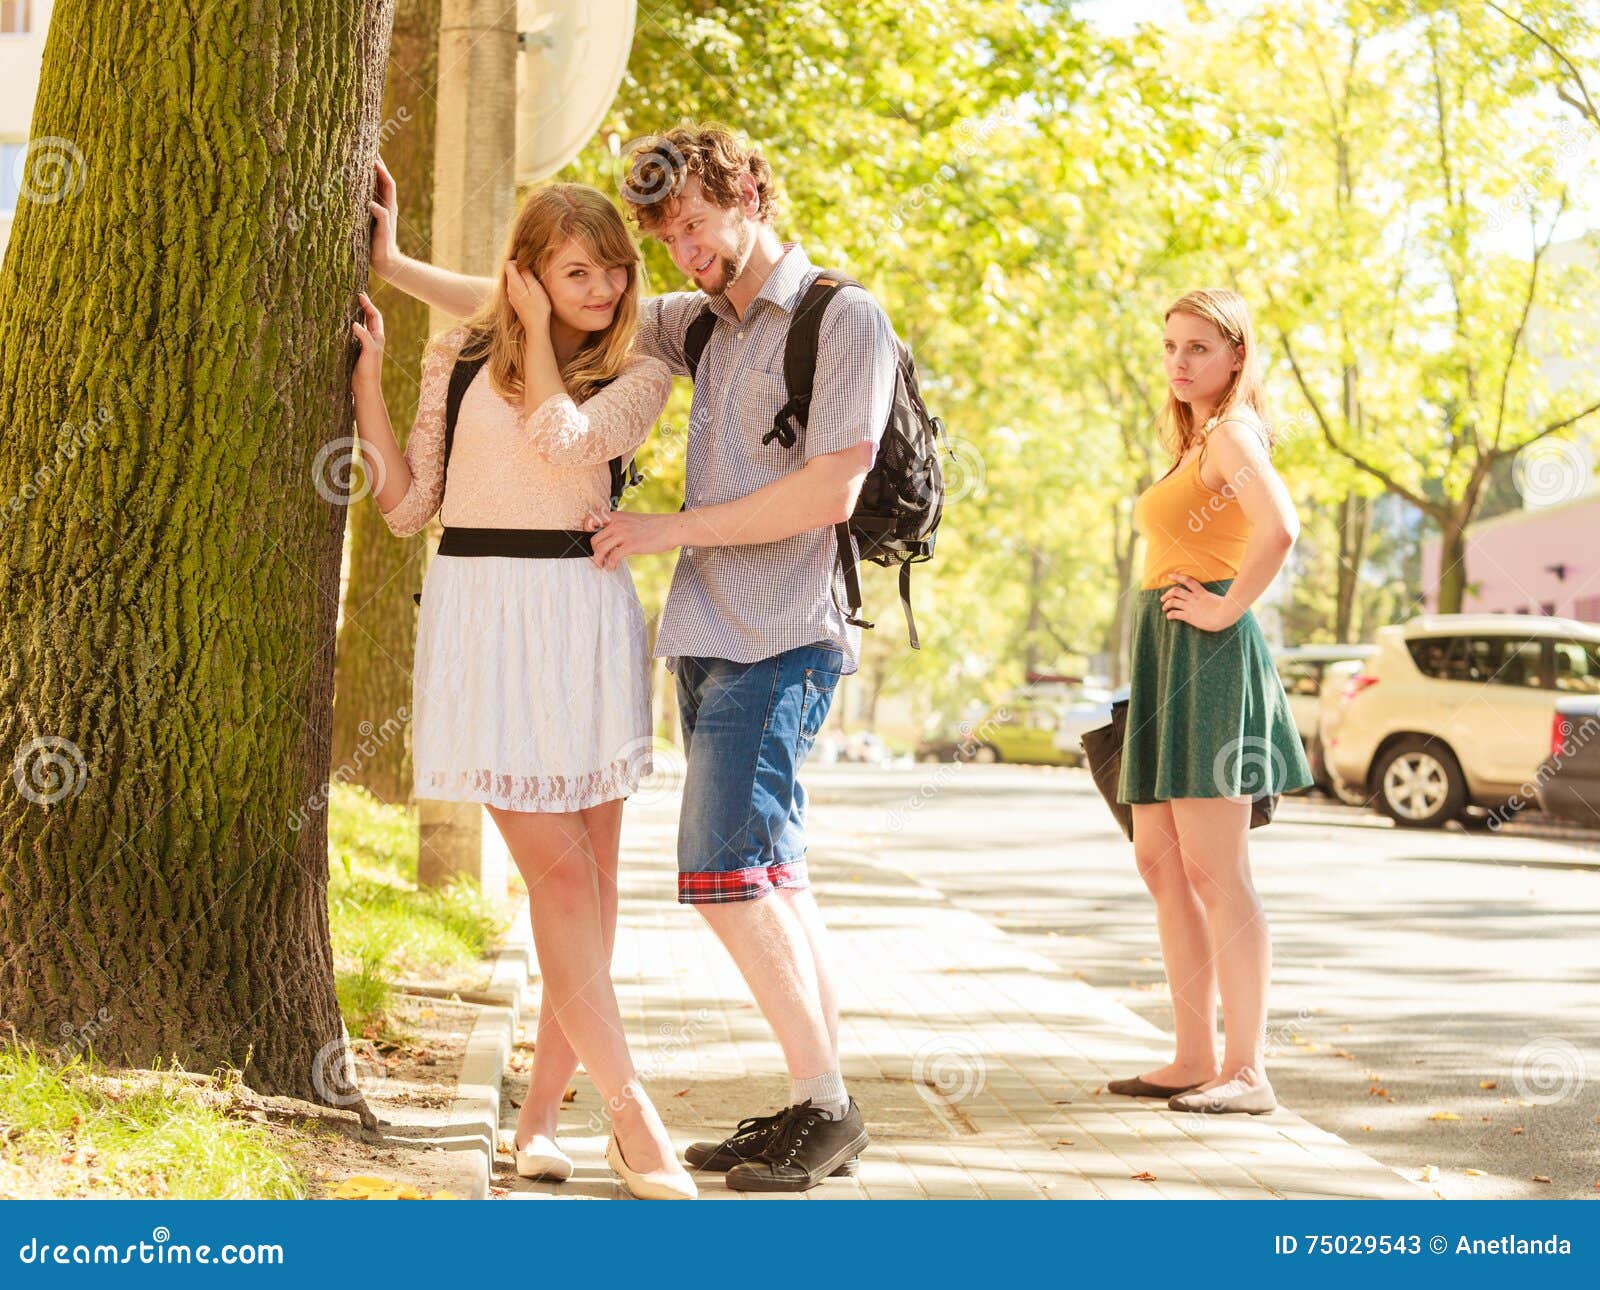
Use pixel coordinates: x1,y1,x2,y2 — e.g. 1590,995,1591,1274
1053,685,1129,766
915,691,1080,766
1534,697,1600,828
1273,643,1379,796
1323,614,1600,828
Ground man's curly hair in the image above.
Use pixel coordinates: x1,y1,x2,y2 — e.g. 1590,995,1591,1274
621,124,779,229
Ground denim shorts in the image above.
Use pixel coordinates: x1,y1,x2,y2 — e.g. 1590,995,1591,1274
673,641,844,904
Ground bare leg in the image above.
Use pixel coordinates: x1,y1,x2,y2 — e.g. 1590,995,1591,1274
1129,801,1221,1086
1170,796,1270,1088
775,886,839,1056
516,796,623,1146
696,891,835,1081
487,803,682,1175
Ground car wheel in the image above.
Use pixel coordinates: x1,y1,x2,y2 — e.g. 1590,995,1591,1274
1373,738,1467,829
972,744,1000,764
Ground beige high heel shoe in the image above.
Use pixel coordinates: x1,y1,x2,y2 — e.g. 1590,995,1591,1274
605,1135,697,1200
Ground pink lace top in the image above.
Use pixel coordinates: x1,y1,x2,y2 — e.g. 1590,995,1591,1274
378,325,672,537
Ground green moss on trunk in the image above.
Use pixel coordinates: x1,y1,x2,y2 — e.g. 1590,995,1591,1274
0,0,398,1103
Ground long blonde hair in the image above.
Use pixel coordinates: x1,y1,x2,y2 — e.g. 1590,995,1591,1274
456,183,642,404
1161,288,1271,465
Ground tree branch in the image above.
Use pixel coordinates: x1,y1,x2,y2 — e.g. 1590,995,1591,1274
1486,0,1600,127
1276,324,1446,522
1492,188,1567,451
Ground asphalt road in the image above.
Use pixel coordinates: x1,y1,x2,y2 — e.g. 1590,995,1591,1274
802,762,1600,1199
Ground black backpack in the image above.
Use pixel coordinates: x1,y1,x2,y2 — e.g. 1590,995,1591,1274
682,274,947,649
443,352,641,508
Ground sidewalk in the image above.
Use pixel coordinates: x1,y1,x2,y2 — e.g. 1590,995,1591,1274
496,793,1423,1201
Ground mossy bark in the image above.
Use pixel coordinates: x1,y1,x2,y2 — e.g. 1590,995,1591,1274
0,1,397,1102
330,0,439,804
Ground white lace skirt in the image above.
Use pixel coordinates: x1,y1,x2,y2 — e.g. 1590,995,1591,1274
411,553,652,812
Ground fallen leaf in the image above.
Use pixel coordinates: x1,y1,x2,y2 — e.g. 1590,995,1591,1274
673,1088,690,1098
1532,1175,1552,1184
1511,1126,1525,1135
431,1189,461,1200
1332,1049,1355,1060
1367,1086,1390,1098
1420,1165,1439,1182
1479,1080,1497,1090
1429,1111,1462,1121
1463,1168,1485,1177
1132,1171,1157,1182
1056,1138,1074,1145
562,1087,578,1103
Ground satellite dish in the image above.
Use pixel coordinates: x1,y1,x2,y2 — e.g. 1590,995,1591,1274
516,0,637,185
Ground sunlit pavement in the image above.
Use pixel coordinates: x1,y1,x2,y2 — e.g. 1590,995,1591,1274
800,763,1600,1199
503,765,1452,1200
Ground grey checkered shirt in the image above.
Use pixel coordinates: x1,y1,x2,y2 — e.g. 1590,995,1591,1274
635,244,897,677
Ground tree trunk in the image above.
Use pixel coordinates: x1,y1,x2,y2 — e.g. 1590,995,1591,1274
0,1,397,1104
331,0,440,804
1435,519,1468,613
1334,492,1370,642
1106,499,1138,687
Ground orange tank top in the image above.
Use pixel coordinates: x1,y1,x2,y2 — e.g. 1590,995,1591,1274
1134,439,1252,589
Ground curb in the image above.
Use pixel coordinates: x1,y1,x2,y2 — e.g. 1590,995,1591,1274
446,911,532,1199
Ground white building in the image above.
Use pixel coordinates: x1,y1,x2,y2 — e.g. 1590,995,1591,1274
1,1,55,263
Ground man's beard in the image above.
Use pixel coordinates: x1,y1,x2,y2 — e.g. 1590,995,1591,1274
705,224,754,297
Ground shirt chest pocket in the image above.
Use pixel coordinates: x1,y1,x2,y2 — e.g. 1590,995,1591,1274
729,369,802,459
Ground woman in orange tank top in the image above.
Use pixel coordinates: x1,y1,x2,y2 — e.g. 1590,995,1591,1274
1107,288,1312,1115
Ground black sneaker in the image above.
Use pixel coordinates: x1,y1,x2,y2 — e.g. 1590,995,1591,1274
724,1099,868,1192
684,1104,859,1176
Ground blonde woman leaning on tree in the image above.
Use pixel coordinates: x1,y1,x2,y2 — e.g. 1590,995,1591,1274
348,181,695,1199
1109,288,1312,1116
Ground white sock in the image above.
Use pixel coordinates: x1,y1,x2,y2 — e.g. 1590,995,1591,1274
790,1070,849,1120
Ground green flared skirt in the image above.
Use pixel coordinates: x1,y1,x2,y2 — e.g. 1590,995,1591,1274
1116,579,1313,804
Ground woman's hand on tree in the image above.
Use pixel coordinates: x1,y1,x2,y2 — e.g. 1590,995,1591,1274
352,291,385,389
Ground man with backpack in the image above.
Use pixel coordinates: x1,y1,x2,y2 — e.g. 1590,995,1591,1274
368,124,939,1191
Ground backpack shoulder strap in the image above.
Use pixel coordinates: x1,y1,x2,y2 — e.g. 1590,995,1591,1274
444,350,490,478
767,273,860,449
682,303,718,381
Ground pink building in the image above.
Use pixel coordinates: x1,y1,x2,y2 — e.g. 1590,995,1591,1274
1421,493,1600,622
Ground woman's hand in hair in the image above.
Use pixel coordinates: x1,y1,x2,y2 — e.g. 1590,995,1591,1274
1160,573,1241,632
351,292,386,391
504,261,552,337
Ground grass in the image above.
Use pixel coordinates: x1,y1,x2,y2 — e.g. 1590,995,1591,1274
0,783,505,1198
326,784,505,1036
0,1045,306,1199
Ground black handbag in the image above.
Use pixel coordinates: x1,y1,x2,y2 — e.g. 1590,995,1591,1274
1080,699,1278,842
